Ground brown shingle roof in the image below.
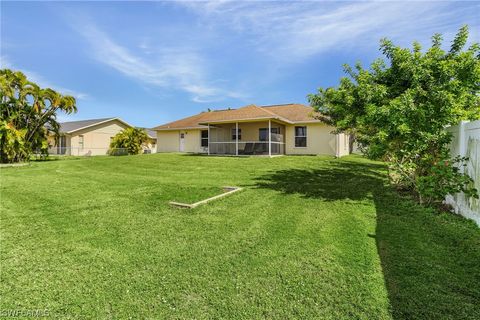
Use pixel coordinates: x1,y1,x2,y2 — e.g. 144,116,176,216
153,104,320,130
261,104,321,122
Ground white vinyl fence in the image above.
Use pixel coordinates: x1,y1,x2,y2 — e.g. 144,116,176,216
445,120,480,226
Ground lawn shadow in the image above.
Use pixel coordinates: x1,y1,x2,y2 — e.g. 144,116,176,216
255,159,480,319
254,160,386,202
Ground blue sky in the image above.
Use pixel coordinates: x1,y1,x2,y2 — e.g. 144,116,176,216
1,1,479,128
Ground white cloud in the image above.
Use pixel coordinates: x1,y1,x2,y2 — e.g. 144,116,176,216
0,55,88,100
56,114,79,123
180,1,479,61
72,21,244,103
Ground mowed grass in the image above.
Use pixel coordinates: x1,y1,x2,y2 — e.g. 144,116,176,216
1,154,479,319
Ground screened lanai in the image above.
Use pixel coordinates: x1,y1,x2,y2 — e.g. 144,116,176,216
203,119,285,156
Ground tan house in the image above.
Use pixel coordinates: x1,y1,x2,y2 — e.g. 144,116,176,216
153,104,350,157
48,118,157,156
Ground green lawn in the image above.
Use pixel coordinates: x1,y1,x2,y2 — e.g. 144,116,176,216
1,154,479,319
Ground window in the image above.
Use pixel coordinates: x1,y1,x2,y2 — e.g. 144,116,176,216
58,135,67,155
271,127,279,142
231,128,242,140
259,128,279,141
259,128,267,141
78,135,84,150
201,130,208,147
294,126,307,147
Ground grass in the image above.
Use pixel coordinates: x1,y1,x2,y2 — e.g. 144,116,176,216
1,153,479,319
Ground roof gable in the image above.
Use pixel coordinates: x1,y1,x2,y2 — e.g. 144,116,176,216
58,118,131,134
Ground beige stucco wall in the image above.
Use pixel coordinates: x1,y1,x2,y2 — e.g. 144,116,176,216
157,129,207,153
156,122,349,156
157,130,180,152
182,130,205,153
285,123,338,155
48,120,157,156
70,120,129,156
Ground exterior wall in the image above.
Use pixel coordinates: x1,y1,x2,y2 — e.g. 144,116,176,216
156,122,348,157
285,123,337,156
48,120,156,156
157,129,205,153
445,120,480,226
69,121,129,156
157,130,180,152
182,129,205,153
157,122,287,154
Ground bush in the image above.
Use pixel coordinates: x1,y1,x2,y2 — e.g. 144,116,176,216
309,26,480,209
416,156,479,206
109,128,148,155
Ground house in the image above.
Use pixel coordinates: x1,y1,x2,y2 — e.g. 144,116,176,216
48,118,157,156
153,104,350,156
141,128,158,154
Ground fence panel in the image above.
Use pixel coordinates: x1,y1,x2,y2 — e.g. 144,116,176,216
445,120,480,225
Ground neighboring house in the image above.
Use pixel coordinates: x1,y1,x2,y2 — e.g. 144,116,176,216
153,104,350,157
48,118,157,156
141,128,158,154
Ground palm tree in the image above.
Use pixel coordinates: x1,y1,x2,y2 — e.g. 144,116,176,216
109,128,149,155
0,69,77,162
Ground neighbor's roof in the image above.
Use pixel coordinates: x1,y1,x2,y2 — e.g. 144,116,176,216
138,128,157,139
56,118,157,138
146,129,157,138
153,104,321,130
58,118,119,133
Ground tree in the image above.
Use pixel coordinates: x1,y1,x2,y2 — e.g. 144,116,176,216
308,26,479,206
109,127,149,155
0,69,77,163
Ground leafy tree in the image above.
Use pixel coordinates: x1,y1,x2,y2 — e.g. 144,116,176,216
309,26,480,205
0,69,77,163
109,127,149,155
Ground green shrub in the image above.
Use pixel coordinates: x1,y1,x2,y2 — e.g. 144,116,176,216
0,69,77,163
309,26,480,209
109,128,148,155
416,156,479,206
